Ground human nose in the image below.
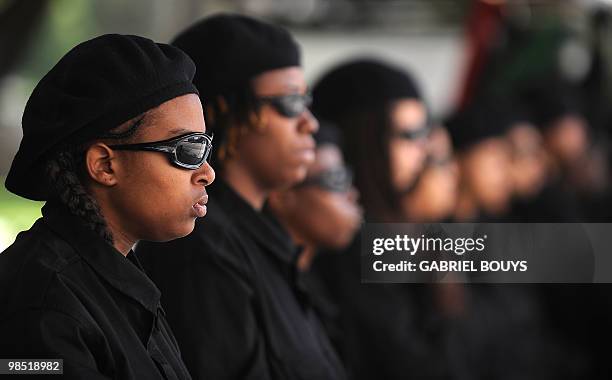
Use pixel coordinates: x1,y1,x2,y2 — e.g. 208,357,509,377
193,162,215,186
297,109,319,135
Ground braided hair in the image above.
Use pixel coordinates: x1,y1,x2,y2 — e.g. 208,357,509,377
45,114,147,245
204,82,266,171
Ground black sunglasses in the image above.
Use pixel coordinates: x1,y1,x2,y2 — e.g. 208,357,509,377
297,166,353,193
391,125,432,141
108,132,213,170
256,93,312,118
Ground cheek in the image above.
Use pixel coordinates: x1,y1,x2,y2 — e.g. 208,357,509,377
321,195,361,229
246,122,310,185
390,142,425,186
297,192,342,223
119,158,196,239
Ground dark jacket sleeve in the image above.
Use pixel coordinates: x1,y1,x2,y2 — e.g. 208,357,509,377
0,308,112,379
138,232,272,380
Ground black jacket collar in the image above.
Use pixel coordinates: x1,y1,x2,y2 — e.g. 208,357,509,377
208,180,298,267
42,202,161,314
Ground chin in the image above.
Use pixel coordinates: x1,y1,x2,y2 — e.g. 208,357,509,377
324,234,353,250
291,166,309,183
152,222,196,243
277,168,308,189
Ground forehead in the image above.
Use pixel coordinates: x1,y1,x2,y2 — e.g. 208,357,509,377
139,94,205,140
508,124,541,146
390,99,427,130
251,66,306,94
468,138,510,160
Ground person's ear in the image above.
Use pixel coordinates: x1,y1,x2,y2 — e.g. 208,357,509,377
84,143,118,187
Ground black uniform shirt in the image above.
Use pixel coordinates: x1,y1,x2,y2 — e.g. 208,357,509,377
0,202,191,380
137,180,346,380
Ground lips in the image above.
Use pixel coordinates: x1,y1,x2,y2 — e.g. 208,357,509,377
192,193,208,218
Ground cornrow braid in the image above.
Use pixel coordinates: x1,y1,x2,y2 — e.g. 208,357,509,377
98,115,145,140
46,150,114,245
44,112,148,246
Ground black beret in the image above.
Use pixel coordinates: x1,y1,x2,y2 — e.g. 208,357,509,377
446,98,512,152
6,34,198,201
312,58,422,123
520,83,583,130
172,13,301,99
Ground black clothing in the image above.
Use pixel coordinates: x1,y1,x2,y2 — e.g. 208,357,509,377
508,181,585,222
6,34,198,201
311,233,554,380
0,203,191,380
172,14,300,100
137,180,346,380
311,236,453,380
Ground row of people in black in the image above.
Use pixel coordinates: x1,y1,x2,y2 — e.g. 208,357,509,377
1,11,611,380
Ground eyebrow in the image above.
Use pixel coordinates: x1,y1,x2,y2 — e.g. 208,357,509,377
282,83,304,92
168,128,197,137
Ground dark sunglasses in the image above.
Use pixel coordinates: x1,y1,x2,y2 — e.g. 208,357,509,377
391,125,432,141
256,93,312,118
297,166,353,193
108,132,213,170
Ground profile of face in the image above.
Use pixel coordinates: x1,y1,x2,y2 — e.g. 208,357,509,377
237,67,319,190
85,94,215,243
545,114,589,165
403,127,458,221
461,137,512,213
269,144,362,249
507,123,547,198
388,99,429,193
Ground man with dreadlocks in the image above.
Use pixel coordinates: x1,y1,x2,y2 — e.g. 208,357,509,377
0,34,215,379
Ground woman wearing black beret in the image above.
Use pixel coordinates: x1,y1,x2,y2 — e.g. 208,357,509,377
0,34,215,379
309,59,443,380
136,14,346,380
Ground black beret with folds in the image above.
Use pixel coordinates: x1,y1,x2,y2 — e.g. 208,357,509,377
446,98,513,152
6,33,198,201
172,13,301,99
312,58,422,123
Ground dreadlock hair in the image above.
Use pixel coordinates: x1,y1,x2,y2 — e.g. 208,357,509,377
204,81,266,171
44,114,147,246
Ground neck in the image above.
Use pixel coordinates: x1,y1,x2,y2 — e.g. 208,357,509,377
222,160,268,210
104,214,137,256
91,192,136,256
297,245,317,272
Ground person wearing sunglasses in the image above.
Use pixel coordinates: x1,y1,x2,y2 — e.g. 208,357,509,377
136,14,347,380
308,59,457,380
0,34,215,379
312,59,430,223
268,121,362,272
445,100,513,222
401,126,459,223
